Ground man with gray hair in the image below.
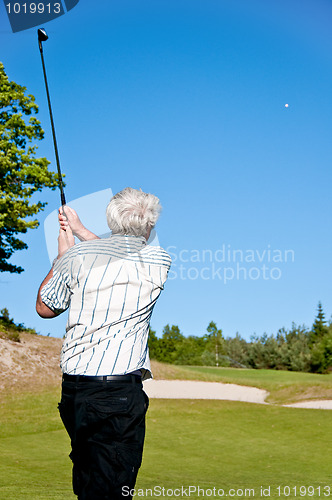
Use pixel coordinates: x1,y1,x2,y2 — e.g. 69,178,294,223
36,187,171,500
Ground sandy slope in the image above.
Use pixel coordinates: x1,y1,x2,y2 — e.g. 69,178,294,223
0,332,62,394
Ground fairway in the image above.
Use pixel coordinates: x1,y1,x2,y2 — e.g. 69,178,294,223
0,390,331,499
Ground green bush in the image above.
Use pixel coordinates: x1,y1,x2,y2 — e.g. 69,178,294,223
0,307,37,342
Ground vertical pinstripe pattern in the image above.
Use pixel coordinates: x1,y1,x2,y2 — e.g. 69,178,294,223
90,257,112,327
40,235,171,380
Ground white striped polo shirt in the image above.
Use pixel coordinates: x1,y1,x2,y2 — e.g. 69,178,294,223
41,235,171,380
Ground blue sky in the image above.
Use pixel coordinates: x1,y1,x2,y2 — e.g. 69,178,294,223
1,0,331,340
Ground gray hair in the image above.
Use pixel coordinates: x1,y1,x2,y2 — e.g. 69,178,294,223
106,187,162,237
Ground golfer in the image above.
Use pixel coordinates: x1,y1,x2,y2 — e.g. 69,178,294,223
36,187,171,500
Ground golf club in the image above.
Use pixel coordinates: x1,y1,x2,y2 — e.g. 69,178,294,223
38,28,66,206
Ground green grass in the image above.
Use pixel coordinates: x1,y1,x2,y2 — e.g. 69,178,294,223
0,390,75,499
152,363,332,404
0,389,331,499
139,399,331,499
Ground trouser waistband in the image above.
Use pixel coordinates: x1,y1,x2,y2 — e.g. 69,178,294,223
62,373,142,383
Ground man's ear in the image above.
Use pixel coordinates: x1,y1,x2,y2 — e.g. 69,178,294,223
145,227,152,241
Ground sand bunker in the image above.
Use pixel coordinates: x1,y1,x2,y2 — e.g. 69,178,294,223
143,379,332,409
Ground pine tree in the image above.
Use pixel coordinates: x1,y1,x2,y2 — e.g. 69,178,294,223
311,302,328,343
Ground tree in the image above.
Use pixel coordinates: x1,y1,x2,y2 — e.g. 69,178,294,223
310,302,328,343
173,335,207,366
310,328,332,373
158,324,184,363
279,324,311,372
0,62,59,273
206,321,225,367
309,303,331,373
148,328,161,360
225,332,250,368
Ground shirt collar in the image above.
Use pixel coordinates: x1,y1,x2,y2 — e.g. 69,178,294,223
108,234,147,253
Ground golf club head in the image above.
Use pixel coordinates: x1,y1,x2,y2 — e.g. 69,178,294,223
38,28,48,42
38,28,48,51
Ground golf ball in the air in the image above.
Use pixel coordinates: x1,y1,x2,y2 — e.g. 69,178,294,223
285,103,289,107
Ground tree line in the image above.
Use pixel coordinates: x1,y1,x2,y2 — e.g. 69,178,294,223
148,302,332,374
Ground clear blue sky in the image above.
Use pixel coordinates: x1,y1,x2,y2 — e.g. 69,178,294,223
1,0,331,340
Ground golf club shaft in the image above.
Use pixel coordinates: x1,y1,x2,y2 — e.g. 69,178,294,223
38,44,66,206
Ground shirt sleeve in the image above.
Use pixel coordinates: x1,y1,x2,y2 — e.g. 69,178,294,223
153,248,172,290
40,257,72,313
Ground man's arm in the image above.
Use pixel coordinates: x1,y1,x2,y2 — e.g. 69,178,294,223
59,206,100,241
36,268,58,318
36,224,75,318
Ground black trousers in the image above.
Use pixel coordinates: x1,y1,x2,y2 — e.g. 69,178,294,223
58,376,149,500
